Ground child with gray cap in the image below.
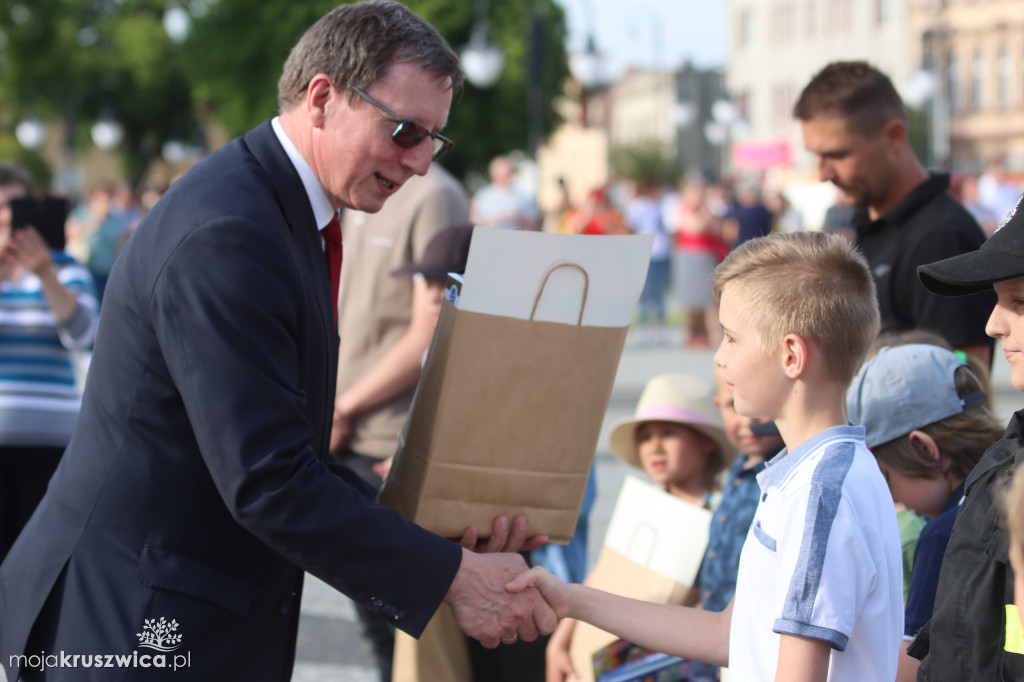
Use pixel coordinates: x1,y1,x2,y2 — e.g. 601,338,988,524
907,193,1024,680
847,343,1003,682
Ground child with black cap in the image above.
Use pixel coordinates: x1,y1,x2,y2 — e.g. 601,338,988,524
910,194,1024,680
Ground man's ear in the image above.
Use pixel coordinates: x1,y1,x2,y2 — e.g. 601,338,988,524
883,117,908,147
306,73,336,128
907,430,941,462
781,333,808,379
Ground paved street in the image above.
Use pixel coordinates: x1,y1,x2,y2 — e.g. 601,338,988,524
292,328,1023,680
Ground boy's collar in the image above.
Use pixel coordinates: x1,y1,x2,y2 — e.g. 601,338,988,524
757,424,866,491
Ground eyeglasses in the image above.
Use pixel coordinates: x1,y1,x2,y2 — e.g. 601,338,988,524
350,86,454,162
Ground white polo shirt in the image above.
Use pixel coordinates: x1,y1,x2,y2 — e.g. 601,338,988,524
728,425,902,681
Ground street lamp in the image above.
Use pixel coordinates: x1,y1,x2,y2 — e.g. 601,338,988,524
704,98,746,177
569,35,604,90
91,111,124,151
567,0,604,91
163,4,190,44
15,114,47,151
460,0,505,88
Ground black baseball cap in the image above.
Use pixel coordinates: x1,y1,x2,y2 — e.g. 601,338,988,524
918,194,1024,296
392,225,474,282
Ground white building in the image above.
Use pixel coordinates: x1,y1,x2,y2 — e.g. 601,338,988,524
726,0,915,174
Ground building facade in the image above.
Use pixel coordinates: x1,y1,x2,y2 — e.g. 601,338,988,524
909,0,1024,170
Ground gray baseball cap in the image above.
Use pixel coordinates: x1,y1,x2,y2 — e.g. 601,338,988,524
847,344,987,448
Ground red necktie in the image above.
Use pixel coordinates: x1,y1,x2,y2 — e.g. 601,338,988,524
323,214,342,326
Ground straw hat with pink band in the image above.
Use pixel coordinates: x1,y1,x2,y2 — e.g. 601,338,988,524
608,373,737,470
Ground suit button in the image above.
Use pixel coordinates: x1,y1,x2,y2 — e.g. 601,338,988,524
393,610,405,622
280,599,291,615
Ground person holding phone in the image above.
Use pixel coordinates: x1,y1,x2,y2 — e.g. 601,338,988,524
0,163,98,562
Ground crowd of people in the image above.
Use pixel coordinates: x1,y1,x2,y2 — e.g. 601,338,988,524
2,2,1024,682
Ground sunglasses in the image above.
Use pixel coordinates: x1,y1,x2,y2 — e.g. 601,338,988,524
350,86,454,162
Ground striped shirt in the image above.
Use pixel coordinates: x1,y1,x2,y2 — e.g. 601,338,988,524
0,251,98,447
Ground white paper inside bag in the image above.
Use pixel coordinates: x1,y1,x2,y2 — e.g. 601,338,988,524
459,230,653,327
603,476,711,584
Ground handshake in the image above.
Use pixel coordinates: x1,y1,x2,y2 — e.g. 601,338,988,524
442,515,572,649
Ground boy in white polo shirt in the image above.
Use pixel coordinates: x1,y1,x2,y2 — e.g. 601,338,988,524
509,231,904,681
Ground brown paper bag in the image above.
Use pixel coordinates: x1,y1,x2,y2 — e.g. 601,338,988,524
392,605,472,682
378,263,628,543
568,477,712,682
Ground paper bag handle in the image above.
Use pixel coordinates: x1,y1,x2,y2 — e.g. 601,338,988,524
624,522,658,565
530,262,590,326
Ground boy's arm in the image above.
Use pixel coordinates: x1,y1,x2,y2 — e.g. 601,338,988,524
510,567,732,667
776,633,830,681
570,585,732,666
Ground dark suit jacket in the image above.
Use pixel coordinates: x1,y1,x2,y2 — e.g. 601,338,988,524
0,121,461,681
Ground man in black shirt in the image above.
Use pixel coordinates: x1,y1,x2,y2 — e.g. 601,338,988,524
793,61,994,366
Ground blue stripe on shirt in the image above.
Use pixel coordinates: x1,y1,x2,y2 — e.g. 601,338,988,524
777,441,855,645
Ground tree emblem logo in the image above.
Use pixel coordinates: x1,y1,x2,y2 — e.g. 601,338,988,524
136,617,183,652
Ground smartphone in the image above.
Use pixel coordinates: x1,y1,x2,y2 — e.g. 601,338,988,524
9,197,69,250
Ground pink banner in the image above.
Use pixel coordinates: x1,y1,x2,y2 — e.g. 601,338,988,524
732,139,794,170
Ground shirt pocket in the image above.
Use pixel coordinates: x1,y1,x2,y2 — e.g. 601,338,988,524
752,519,777,553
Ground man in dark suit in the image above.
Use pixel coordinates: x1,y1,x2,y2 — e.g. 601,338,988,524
0,3,553,680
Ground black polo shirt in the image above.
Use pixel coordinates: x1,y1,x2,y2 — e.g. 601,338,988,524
854,173,995,349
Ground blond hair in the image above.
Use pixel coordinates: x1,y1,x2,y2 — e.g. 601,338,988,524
712,232,879,385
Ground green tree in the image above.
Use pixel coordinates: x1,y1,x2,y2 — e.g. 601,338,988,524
0,0,197,186
906,103,931,168
183,0,569,180
0,0,568,186
610,140,685,188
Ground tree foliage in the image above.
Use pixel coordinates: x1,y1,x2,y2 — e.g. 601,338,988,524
182,0,569,181
0,0,569,187
0,0,197,185
610,140,685,188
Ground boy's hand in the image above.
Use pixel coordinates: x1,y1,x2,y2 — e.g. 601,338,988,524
445,550,557,648
506,566,571,620
545,618,579,682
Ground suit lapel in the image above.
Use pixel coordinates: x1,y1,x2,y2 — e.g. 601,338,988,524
244,121,336,336
243,122,341,454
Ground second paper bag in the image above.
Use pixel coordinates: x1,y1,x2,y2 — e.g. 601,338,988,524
570,476,712,682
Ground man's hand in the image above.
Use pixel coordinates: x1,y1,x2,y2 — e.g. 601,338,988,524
457,515,549,554
329,405,352,454
371,455,394,481
445,549,558,648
